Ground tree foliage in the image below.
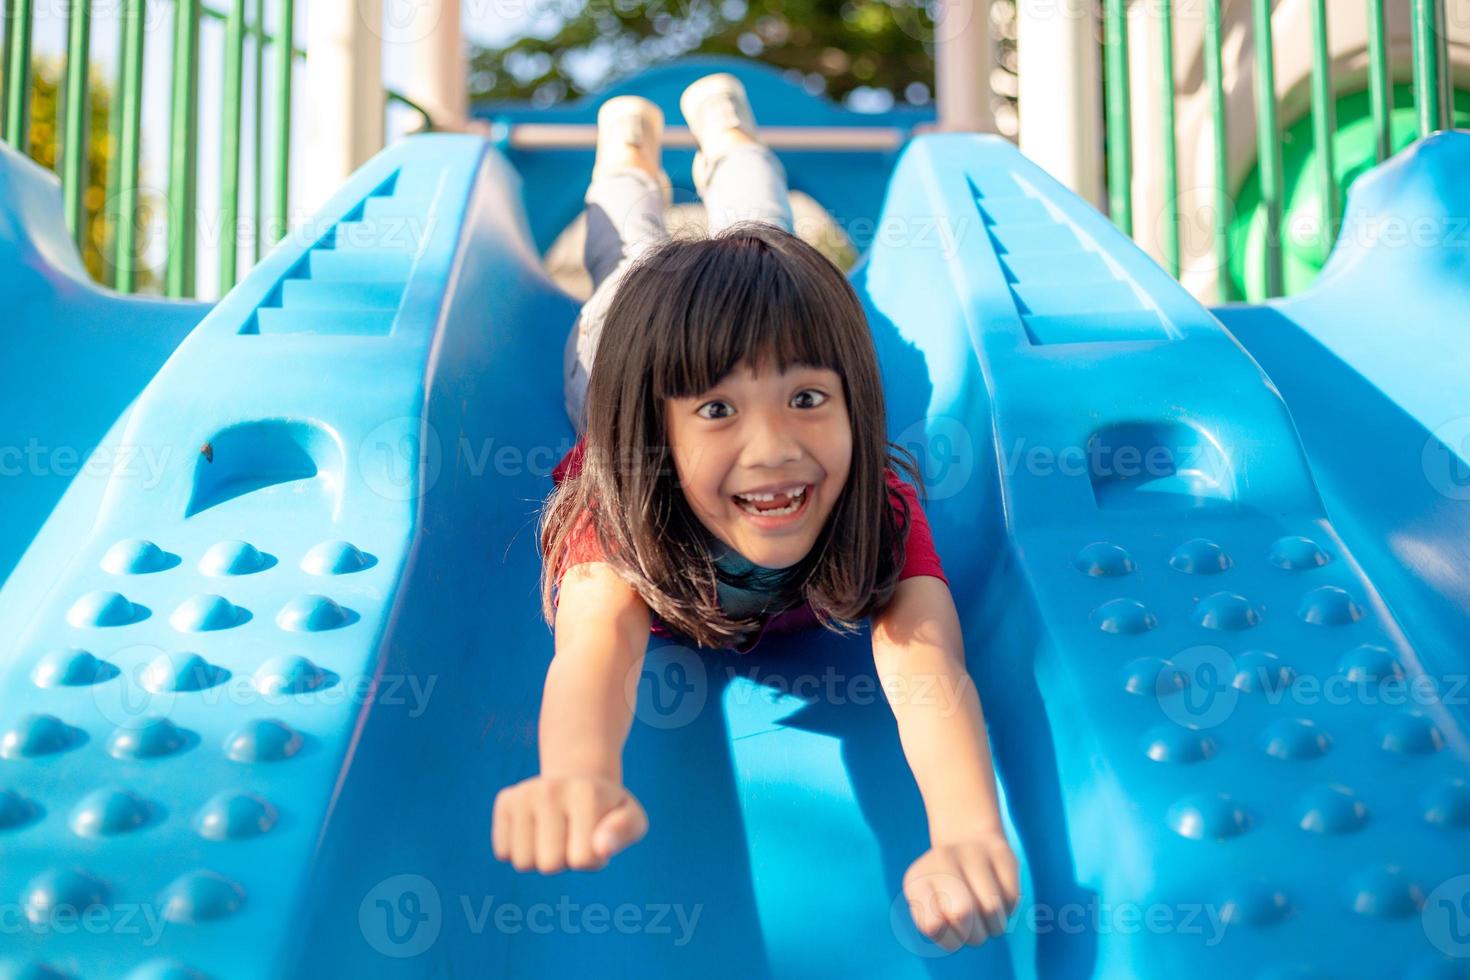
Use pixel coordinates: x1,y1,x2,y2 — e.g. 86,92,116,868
21,55,160,291
468,0,944,109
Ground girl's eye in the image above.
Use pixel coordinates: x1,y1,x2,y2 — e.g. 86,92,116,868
793,389,828,409
696,401,733,420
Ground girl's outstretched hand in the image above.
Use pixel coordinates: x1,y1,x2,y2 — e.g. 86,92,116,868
492,774,648,874
902,832,1020,951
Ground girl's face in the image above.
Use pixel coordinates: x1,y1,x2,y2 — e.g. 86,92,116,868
665,360,852,570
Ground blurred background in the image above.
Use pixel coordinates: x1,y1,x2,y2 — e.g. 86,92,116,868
0,0,1018,300
1,0,1464,304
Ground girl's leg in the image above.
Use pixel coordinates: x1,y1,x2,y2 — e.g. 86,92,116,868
582,169,671,289
699,142,795,236
565,169,670,434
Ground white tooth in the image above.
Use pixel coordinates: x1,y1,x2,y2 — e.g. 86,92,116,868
736,486,806,517
736,485,806,502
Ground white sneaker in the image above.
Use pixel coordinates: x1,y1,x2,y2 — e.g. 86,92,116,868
679,73,760,196
590,95,673,205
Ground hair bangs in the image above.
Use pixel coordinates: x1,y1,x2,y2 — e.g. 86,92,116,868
651,229,847,403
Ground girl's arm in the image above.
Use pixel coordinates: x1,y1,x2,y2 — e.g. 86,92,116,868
871,575,1020,949
493,561,653,874
540,561,653,782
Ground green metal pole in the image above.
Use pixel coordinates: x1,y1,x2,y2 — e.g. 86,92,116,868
1435,0,1452,128
220,0,245,291
4,0,32,148
1308,0,1337,261
1,0,12,138
115,0,145,292
1204,0,1232,301
1366,0,1392,162
1412,0,1445,136
1158,0,1179,276
1104,0,1132,236
251,0,264,262
104,1,128,287
271,0,293,246
61,0,92,245
1252,0,1284,297
166,0,200,297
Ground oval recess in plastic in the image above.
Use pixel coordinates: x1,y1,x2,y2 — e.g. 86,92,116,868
1085,421,1235,509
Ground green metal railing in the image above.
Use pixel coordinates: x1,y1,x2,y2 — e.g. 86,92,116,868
1104,0,1132,238
1368,0,1393,162
1203,0,1231,299
1104,0,1459,300
1250,0,1284,296
1157,0,1179,276
2,0,34,148
0,0,435,299
0,0,306,296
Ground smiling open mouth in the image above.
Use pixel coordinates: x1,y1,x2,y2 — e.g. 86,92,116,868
732,485,810,518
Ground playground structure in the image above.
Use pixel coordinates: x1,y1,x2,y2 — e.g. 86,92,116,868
2,2,1470,978
1121,0,1470,300
2,0,1464,302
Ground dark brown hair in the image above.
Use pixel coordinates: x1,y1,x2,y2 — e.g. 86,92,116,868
539,222,925,649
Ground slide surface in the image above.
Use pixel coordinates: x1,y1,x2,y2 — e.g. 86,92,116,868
1,79,1469,979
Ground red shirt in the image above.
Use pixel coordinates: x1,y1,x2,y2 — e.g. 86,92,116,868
549,437,947,652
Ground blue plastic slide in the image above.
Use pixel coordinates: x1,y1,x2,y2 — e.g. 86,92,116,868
2,61,1469,979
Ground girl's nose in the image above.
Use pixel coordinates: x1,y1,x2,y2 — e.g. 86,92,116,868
740,412,803,467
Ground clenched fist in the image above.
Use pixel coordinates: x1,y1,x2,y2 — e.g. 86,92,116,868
492,773,649,874
903,833,1020,950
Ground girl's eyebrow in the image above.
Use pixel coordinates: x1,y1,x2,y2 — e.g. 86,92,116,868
701,375,831,398
787,371,838,388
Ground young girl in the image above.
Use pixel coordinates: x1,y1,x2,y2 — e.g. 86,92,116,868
493,73,1019,952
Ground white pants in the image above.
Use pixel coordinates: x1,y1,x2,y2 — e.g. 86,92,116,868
563,145,796,434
